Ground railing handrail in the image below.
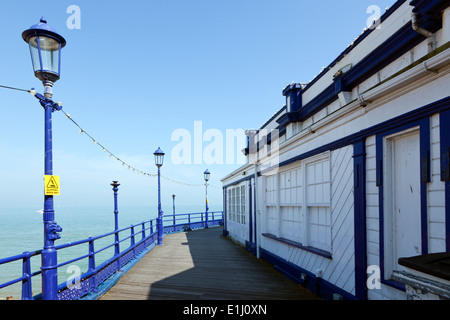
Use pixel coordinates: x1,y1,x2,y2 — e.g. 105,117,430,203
54,217,158,250
0,210,223,300
0,249,42,266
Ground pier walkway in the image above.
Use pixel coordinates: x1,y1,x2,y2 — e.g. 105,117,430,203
100,227,318,300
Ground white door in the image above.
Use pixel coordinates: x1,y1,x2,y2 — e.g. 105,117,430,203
383,128,422,278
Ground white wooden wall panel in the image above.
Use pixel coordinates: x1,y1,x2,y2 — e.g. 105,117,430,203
365,135,380,269
326,145,355,293
429,113,446,253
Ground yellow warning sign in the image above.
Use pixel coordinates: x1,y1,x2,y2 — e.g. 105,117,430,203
45,175,60,196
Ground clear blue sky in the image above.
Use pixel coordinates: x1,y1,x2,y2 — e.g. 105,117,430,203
0,0,396,211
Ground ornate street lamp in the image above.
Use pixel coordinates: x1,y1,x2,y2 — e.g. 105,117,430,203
22,17,66,99
204,169,210,228
154,147,165,245
154,147,164,167
204,169,210,182
22,17,66,300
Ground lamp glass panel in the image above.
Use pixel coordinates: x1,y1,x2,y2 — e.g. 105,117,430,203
28,36,60,74
155,154,164,166
28,36,41,72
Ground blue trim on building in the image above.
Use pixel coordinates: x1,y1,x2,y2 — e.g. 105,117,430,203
353,140,367,300
411,0,450,33
420,118,431,255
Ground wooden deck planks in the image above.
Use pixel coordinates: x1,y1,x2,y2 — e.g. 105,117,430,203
101,227,319,300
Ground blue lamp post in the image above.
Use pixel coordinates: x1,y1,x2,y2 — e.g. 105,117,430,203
22,17,66,300
111,181,120,256
154,147,164,245
172,194,176,226
204,169,210,229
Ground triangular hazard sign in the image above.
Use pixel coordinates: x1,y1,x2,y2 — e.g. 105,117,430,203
46,176,59,189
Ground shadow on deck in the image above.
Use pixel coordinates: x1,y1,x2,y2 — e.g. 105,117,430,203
101,227,319,300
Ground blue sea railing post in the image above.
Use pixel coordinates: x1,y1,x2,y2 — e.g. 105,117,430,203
204,169,210,228
111,181,120,256
154,147,165,245
22,17,66,300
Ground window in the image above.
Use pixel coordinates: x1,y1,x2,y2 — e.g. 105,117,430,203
240,185,246,224
263,152,332,254
227,184,246,224
305,157,331,252
280,167,303,243
265,175,277,235
228,190,232,221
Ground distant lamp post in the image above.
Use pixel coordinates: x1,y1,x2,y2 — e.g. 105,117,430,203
111,181,120,256
154,147,164,167
154,147,165,245
22,17,66,300
204,169,210,228
172,194,176,226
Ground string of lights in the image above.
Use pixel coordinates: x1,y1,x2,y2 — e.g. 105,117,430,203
1,84,221,189
0,84,31,92
59,108,219,189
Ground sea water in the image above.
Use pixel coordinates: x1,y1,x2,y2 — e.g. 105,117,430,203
0,204,222,299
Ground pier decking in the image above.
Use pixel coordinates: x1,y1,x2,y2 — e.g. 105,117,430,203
100,227,318,300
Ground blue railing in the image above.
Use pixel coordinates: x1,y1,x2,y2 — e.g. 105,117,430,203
0,211,223,300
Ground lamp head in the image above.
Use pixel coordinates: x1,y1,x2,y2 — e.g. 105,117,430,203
22,17,66,86
154,147,165,167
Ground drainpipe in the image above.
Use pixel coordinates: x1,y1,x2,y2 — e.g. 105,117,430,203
411,12,436,51
411,12,433,37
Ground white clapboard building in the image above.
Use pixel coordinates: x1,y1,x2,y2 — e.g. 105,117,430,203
221,0,450,300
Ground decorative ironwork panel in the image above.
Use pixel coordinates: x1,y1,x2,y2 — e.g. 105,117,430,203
95,261,119,286
58,276,93,300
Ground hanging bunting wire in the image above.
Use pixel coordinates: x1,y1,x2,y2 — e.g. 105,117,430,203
1,84,221,189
